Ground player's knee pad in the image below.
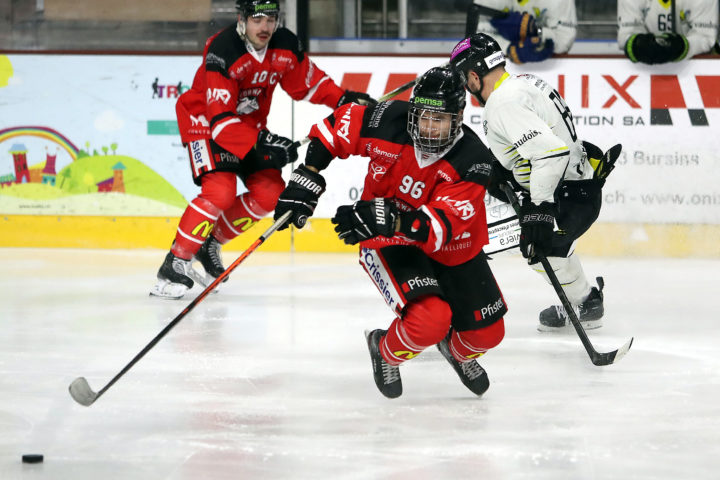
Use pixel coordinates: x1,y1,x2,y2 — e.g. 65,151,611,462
245,169,286,213
199,171,238,211
452,319,505,361
402,295,452,347
532,253,592,305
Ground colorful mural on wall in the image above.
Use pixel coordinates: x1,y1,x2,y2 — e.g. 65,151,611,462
0,125,187,216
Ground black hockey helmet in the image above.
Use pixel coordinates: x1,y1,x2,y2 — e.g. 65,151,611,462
236,0,280,39
450,33,506,79
407,66,466,154
236,0,280,18
449,33,506,105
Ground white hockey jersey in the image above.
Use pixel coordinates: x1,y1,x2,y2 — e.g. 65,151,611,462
617,0,719,58
483,73,590,205
472,0,577,54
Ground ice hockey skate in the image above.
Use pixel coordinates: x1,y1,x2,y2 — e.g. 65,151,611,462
193,235,228,287
150,252,197,299
437,336,489,396
364,329,402,399
538,278,605,331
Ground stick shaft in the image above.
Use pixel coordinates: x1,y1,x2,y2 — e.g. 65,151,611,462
91,211,291,401
295,65,447,149
671,0,677,33
378,62,450,102
498,184,630,366
466,4,508,36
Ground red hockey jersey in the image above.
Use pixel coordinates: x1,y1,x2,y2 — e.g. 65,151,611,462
176,26,345,159
309,100,496,266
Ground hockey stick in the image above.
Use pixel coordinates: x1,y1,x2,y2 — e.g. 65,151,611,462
68,211,292,406
499,183,633,366
291,67,448,150
465,4,508,37
670,0,677,34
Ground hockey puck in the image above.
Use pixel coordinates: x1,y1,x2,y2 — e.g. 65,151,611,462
22,454,43,464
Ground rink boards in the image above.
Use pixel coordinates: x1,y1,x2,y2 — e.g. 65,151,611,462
1,53,718,256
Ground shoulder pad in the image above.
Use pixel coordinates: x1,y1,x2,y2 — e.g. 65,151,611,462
446,126,494,186
206,26,246,73
360,101,412,145
268,28,304,62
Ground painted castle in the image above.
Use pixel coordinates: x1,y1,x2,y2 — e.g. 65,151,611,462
1,143,125,192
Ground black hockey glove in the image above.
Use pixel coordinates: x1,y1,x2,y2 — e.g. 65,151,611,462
337,90,377,107
486,160,515,203
657,33,689,62
508,37,554,64
519,201,555,260
591,143,622,182
254,129,299,170
624,33,687,64
490,11,538,43
273,164,326,230
331,198,398,245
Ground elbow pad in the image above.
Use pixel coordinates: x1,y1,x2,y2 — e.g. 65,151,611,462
305,137,334,171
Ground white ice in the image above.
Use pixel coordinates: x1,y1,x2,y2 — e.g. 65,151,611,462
1,248,719,479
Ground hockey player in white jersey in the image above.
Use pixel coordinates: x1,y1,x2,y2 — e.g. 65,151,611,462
618,0,718,64
449,33,619,331
464,0,577,63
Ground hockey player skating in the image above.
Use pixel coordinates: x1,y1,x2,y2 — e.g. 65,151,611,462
449,34,619,332
151,0,375,299
273,66,508,398
465,0,577,63
618,0,718,64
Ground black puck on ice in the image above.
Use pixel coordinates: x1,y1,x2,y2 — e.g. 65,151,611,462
22,454,44,464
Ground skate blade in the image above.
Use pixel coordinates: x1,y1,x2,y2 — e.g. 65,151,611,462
149,279,189,299
186,265,223,294
537,319,603,332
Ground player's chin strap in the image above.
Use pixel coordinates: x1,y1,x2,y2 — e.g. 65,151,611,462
499,183,633,367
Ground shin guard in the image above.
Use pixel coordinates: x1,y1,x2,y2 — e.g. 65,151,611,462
532,252,592,305
213,169,285,243
172,197,221,259
448,320,505,362
380,296,452,366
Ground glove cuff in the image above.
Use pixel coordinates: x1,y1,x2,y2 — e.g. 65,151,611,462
293,164,327,195
624,34,639,63
398,209,430,242
520,201,555,224
674,35,689,61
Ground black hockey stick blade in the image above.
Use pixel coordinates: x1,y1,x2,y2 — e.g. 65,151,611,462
499,183,634,366
590,336,634,366
69,377,98,406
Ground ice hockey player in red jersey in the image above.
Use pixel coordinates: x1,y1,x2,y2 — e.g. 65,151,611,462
151,0,375,299
273,66,508,398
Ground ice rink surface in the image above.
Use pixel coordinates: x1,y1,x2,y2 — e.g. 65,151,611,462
1,248,719,480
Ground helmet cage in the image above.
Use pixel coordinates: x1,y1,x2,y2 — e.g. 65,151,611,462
408,99,464,154
407,66,466,154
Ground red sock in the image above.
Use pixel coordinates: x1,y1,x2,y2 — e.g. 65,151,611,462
171,197,221,259
380,296,452,366
448,320,505,362
213,169,285,243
